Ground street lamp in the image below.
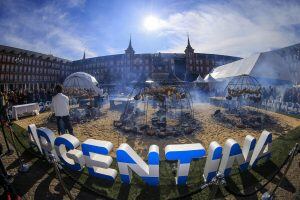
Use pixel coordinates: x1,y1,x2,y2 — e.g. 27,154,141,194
14,54,24,90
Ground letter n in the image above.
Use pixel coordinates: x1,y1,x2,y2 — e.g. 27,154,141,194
116,144,159,186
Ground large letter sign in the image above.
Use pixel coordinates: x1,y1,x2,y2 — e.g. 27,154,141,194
250,130,272,166
116,144,159,186
165,143,206,185
82,139,117,181
218,135,256,176
54,134,85,171
36,127,57,159
28,124,42,153
27,124,273,186
203,141,222,182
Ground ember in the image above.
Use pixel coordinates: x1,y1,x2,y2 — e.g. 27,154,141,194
213,107,283,131
114,73,201,137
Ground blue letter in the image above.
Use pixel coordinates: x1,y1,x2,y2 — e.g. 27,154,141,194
203,141,222,182
117,144,159,186
36,127,57,159
218,135,256,177
54,134,84,171
165,143,206,185
82,139,117,181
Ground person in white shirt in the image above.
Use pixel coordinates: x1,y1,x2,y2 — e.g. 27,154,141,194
51,84,74,135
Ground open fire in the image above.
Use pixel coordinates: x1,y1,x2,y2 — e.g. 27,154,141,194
114,74,200,137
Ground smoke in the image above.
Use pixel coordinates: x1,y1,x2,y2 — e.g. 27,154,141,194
189,87,209,103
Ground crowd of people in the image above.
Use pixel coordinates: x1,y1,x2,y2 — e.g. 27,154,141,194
260,86,300,104
283,87,300,103
261,86,278,100
64,87,101,97
0,89,55,107
0,87,108,107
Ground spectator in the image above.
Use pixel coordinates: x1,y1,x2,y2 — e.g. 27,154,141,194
283,87,300,104
51,84,74,135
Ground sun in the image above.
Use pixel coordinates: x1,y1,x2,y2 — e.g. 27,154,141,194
143,15,162,31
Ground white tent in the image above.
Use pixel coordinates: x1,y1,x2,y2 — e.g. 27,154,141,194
204,73,216,82
63,72,102,94
209,51,293,84
193,74,205,83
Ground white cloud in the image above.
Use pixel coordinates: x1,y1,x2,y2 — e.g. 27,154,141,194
105,46,122,55
0,0,95,60
1,0,300,59
158,0,300,57
66,0,86,8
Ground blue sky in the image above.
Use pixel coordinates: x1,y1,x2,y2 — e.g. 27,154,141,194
0,0,300,60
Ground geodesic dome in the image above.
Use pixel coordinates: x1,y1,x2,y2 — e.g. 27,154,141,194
226,74,261,101
113,80,200,137
63,72,101,93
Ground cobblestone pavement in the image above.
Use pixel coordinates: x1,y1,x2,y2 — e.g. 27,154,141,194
0,132,299,200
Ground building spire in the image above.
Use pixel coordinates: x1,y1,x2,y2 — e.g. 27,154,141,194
125,34,135,54
187,33,192,48
129,34,132,49
185,33,194,54
83,50,86,60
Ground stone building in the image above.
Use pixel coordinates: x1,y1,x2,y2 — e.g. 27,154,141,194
0,37,241,91
0,45,71,90
72,37,241,84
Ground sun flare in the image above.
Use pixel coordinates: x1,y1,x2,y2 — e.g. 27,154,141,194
143,15,162,31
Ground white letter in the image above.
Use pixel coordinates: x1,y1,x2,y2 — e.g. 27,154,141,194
54,134,85,171
36,127,57,159
165,143,206,185
218,135,256,177
116,143,159,186
28,124,42,153
203,141,222,182
250,130,272,166
82,139,117,181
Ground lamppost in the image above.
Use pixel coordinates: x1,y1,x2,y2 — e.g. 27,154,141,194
15,54,24,90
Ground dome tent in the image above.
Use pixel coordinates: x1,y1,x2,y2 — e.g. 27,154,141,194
63,72,101,94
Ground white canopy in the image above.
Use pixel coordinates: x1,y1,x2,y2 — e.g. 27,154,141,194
209,51,293,84
204,74,216,82
63,72,102,94
193,74,205,83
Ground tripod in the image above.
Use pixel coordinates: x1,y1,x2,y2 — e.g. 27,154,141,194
0,144,22,200
0,111,14,156
4,121,29,173
0,108,29,173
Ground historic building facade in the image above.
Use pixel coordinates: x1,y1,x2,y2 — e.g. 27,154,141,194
72,37,241,84
1,38,299,91
0,37,242,90
0,45,71,90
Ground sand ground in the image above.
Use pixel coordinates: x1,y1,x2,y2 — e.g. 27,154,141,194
15,103,300,158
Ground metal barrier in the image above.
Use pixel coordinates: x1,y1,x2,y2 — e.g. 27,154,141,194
4,126,300,200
